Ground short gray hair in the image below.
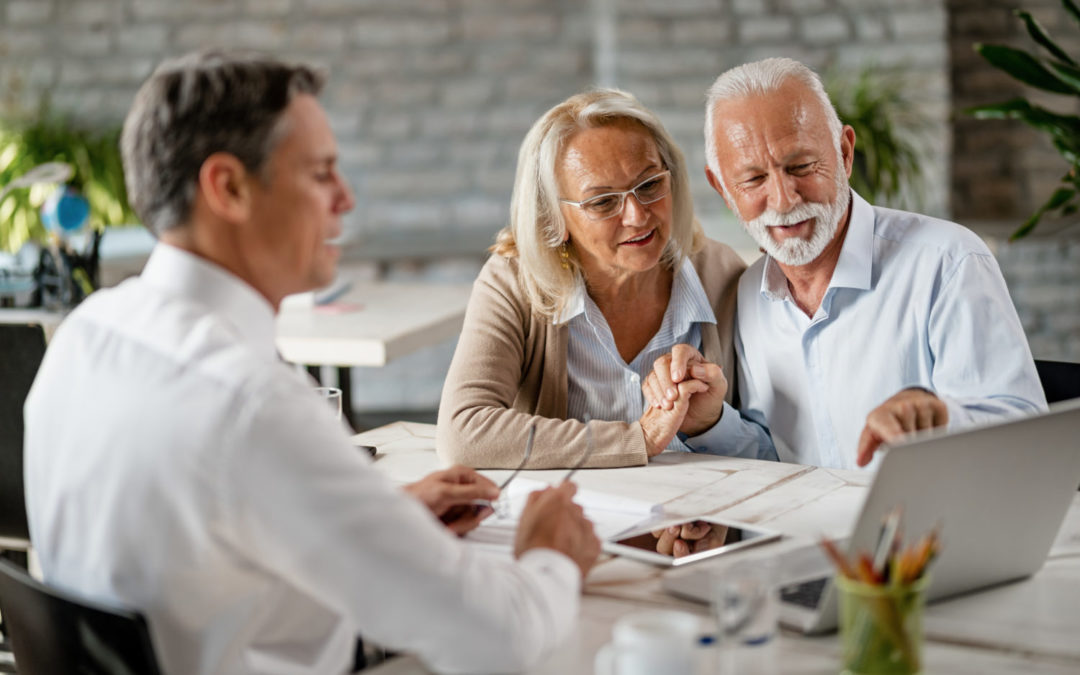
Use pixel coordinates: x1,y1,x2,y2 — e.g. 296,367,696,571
704,58,842,194
121,50,325,236
493,88,703,320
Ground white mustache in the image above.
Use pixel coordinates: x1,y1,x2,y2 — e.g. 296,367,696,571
751,202,831,229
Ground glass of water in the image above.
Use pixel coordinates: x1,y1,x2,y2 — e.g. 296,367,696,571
314,386,343,421
711,554,779,674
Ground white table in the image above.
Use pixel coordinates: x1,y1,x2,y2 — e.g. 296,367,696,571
275,280,472,367
354,422,1080,675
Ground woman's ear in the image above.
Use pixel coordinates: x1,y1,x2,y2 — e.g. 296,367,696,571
197,152,253,224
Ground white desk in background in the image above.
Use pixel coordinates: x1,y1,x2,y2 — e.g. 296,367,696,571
1,274,473,425
354,422,1080,675
275,278,472,424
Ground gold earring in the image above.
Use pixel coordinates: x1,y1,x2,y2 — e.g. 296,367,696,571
560,242,570,270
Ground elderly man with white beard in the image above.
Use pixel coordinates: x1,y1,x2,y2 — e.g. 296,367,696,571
643,57,1046,472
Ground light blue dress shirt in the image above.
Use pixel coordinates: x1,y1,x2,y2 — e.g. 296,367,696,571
560,258,770,458
700,191,1047,470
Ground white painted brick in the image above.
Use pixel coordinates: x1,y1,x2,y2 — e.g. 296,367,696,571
452,197,505,227
176,20,287,50
116,25,170,54
58,58,153,87
618,18,667,47
853,15,887,42
385,141,441,167
368,112,414,139
890,8,947,41
245,0,292,14
445,140,500,165
373,81,436,106
410,51,468,76
352,18,449,47
738,16,795,43
288,24,347,51
620,49,721,77
621,0,722,15
730,0,766,16
462,12,558,41
776,0,828,13
63,1,117,25
670,19,730,44
7,0,52,24
59,29,112,55
438,80,495,109
801,15,850,45
363,200,448,226
339,141,381,167
0,61,56,87
486,107,543,135
0,28,46,55
131,0,232,20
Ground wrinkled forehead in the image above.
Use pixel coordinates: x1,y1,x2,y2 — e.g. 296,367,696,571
711,83,834,167
557,119,663,191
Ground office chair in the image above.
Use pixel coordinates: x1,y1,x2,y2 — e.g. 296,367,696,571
1034,359,1080,404
0,558,162,675
0,323,47,561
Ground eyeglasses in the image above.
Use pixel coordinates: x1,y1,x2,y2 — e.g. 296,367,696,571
560,170,672,221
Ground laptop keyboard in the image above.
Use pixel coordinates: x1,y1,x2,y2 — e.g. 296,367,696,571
780,576,828,609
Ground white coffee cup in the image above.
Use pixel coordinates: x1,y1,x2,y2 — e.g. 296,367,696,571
594,610,701,675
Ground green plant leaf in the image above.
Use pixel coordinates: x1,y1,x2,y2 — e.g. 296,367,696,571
1016,10,1076,65
974,43,1077,94
1012,186,1075,240
1065,0,1080,28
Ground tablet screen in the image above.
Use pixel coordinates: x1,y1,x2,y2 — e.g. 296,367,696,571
611,519,778,561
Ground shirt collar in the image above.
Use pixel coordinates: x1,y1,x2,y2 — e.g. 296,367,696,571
759,189,875,301
554,257,715,330
140,244,278,360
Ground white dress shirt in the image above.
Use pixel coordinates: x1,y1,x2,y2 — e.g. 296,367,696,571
24,244,580,675
700,191,1046,469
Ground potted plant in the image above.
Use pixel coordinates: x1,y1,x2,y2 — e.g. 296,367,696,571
969,0,1080,240
0,106,137,305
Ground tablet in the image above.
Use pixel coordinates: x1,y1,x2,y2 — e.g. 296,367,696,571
602,518,781,567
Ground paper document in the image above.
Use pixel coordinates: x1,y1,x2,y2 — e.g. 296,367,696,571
465,478,663,554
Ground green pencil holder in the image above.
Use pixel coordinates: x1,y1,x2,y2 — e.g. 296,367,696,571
836,574,930,675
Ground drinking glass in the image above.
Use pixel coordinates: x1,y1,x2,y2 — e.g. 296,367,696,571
711,555,779,674
314,386,343,421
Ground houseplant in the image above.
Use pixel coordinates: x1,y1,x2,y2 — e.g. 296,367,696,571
0,106,136,254
827,67,928,211
968,0,1080,240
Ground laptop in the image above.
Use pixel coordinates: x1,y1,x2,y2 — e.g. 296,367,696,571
662,398,1080,634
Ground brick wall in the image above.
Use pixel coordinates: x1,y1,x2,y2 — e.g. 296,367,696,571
2,0,1076,414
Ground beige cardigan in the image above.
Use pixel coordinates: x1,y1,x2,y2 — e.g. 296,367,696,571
436,239,747,469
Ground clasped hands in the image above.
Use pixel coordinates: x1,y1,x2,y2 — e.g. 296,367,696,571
640,344,949,466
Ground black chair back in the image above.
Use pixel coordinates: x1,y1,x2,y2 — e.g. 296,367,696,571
0,323,46,541
0,558,162,675
1034,359,1080,404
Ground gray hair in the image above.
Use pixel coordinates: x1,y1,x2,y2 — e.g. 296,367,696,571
704,58,842,195
121,50,325,236
492,88,703,320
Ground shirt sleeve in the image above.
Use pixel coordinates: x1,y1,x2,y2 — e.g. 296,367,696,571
680,402,778,460
927,252,1048,428
436,258,649,469
223,379,580,674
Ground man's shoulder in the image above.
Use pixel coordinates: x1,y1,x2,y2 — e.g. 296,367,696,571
871,205,992,261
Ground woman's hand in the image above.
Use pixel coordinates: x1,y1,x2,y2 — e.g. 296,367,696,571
639,378,707,457
643,344,727,437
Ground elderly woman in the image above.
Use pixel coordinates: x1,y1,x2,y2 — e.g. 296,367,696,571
437,89,756,469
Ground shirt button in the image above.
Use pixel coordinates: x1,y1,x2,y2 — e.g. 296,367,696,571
630,373,640,382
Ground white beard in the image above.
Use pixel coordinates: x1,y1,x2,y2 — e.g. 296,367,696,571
740,183,851,267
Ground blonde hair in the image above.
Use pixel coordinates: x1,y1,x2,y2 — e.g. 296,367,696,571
493,88,704,320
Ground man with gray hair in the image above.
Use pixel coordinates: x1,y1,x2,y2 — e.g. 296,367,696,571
644,57,1046,470
24,50,599,674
